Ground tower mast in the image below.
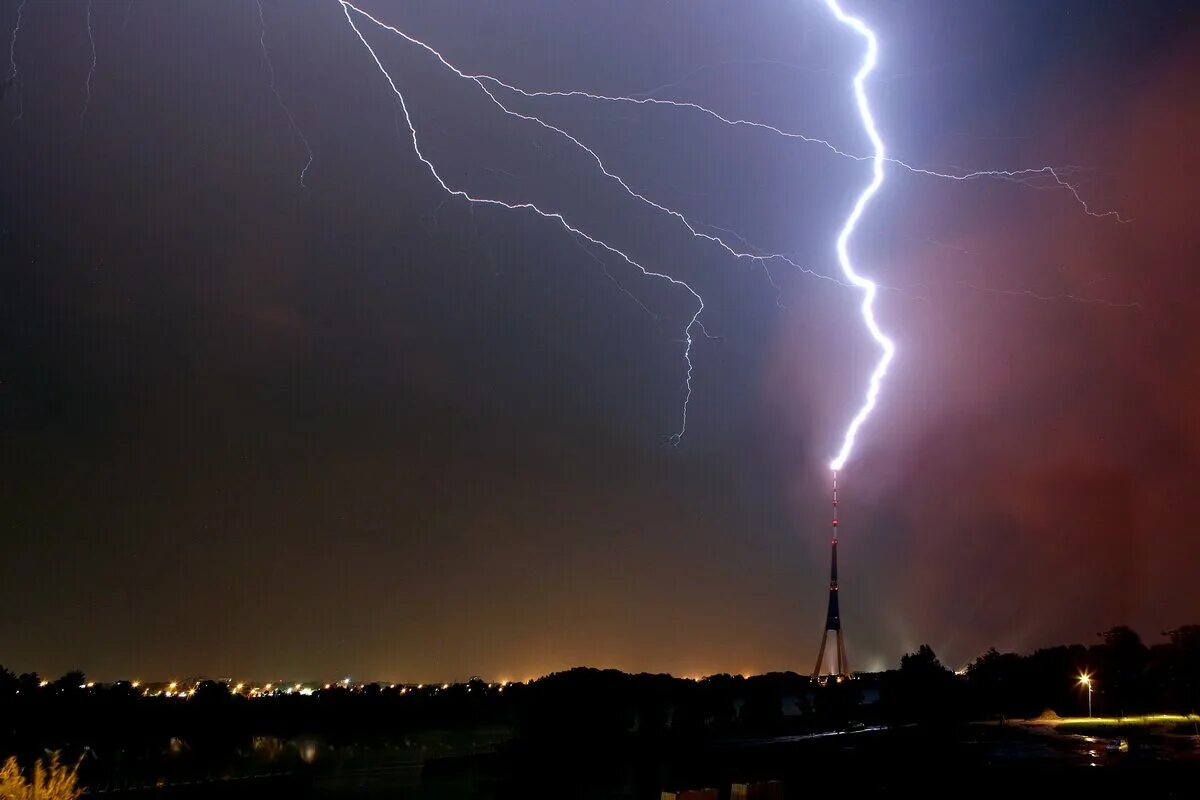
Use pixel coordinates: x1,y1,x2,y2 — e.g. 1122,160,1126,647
812,470,849,678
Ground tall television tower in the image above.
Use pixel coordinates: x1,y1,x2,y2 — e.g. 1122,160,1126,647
812,470,849,678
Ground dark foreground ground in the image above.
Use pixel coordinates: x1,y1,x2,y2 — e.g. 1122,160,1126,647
79,723,1200,800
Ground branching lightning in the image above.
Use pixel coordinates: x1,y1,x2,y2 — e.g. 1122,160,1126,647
465,78,1126,223
6,0,27,123
333,0,1130,462
2,0,1132,463
255,0,313,188
338,0,706,444
337,2,849,296
81,0,96,120
823,0,892,473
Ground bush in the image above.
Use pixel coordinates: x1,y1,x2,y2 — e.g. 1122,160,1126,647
0,751,83,800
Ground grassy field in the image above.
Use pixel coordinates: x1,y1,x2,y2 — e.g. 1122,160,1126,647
1023,712,1200,736
1055,713,1200,726
975,712,1200,732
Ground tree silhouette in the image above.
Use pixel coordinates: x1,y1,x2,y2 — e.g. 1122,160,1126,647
52,671,86,695
1167,626,1200,712
891,644,959,721
1098,626,1148,715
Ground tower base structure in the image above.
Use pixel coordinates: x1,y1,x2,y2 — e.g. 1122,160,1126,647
812,621,849,679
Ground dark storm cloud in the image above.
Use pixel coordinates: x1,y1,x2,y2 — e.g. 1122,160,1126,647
1,0,1197,681
878,28,1200,660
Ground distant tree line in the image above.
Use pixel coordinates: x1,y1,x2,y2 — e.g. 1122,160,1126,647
2,624,1198,765
960,625,1200,719
869,625,1200,722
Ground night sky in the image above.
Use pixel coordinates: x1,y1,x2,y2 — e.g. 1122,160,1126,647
2,0,1199,683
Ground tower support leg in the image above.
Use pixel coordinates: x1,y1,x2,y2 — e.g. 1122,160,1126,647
812,628,830,678
836,628,849,676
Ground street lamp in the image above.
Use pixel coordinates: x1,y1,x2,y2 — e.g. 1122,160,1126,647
1078,673,1093,718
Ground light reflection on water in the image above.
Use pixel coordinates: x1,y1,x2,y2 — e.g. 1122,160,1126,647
968,726,1200,769
79,725,1200,797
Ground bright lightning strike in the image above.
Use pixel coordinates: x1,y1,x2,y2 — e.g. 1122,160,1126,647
338,0,707,444
255,0,313,188
336,0,1129,455
0,0,1135,462
824,0,893,473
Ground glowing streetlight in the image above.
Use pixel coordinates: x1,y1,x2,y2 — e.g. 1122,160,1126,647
1079,673,1093,718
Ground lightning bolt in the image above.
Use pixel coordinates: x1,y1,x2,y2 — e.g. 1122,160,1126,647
6,0,27,123
2,0,1128,457
461,69,1125,223
81,0,95,120
255,0,313,188
336,0,1129,456
330,2,1125,316
338,0,707,444
823,0,892,473
337,1,852,298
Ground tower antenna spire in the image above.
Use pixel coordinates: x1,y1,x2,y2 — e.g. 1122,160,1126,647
813,470,849,678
